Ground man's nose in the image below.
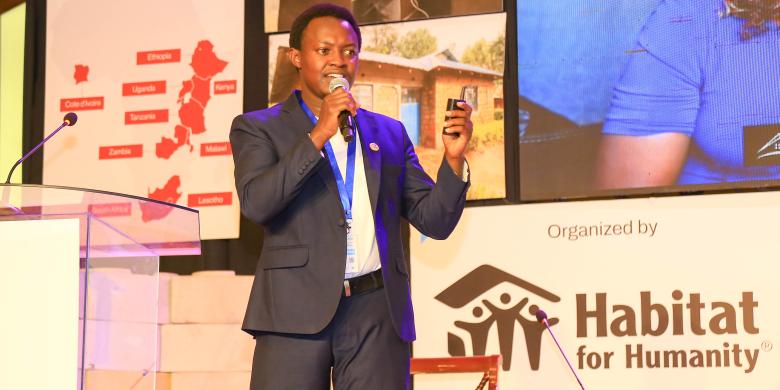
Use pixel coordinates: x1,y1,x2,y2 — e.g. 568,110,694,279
328,51,348,67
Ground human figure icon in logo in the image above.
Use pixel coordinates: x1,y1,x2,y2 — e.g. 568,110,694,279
454,305,496,356
482,293,531,370
517,304,559,370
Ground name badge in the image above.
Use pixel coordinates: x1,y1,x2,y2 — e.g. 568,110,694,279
346,220,359,274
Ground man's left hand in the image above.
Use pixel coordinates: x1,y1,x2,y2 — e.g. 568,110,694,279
441,101,473,177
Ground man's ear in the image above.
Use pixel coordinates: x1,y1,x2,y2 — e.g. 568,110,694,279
288,48,302,69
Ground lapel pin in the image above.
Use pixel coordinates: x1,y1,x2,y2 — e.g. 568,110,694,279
369,142,380,152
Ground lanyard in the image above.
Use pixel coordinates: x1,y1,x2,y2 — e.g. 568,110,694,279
297,91,357,224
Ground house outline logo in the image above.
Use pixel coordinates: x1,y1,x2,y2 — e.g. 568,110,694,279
756,132,780,160
435,264,561,371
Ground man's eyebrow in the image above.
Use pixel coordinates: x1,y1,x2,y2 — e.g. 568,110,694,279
316,40,356,47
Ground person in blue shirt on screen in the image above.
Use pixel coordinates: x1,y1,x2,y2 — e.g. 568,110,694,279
594,0,780,189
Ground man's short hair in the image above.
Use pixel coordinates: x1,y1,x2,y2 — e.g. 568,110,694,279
289,3,362,50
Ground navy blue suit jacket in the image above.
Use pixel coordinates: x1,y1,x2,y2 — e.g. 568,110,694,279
230,93,468,342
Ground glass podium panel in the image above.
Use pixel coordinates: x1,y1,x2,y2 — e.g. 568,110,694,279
0,184,200,390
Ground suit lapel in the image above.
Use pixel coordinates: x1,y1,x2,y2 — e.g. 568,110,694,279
281,93,315,137
282,94,341,205
283,95,382,215
356,111,381,214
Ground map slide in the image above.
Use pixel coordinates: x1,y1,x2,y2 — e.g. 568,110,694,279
42,0,244,239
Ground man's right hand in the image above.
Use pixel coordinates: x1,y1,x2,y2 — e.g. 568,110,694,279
309,88,358,150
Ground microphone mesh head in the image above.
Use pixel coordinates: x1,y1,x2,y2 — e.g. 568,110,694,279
63,112,78,126
535,309,548,323
328,76,350,93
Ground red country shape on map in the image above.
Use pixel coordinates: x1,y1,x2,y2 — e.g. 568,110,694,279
74,64,89,84
156,125,192,159
191,40,228,79
190,74,214,106
140,175,182,222
155,40,228,159
179,103,206,134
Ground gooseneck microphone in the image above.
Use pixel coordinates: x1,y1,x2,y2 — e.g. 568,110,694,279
536,309,586,390
327,75,355,143
5,112,78,184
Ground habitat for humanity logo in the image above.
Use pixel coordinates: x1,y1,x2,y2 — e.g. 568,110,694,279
743,123,780,166
435,264,560,371
756,132,780,160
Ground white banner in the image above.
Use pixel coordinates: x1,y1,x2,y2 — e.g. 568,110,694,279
411,192,780,389
43,0,243,239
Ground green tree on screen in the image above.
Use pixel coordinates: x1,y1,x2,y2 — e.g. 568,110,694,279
462,34,505,72
397,28,437,59
364,25,399,55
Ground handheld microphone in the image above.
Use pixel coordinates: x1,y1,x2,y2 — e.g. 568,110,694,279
328,76,355,143
5,112,78,184
536,309,586,390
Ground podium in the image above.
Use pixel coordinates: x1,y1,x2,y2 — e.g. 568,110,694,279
411,355,501,390
0,184,201,390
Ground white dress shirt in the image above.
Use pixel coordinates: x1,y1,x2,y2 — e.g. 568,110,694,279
328,129,382,279
324,125,469,279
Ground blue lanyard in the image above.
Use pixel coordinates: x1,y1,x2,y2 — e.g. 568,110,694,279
296,91,357,223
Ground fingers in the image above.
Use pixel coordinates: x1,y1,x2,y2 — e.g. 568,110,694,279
443,126,466,138
453,101,473,115
444,117,469,127
443,101,473,138
444,105,471,119
443,123,463,137
325,89,359,116
443,103,471,126
443,118,473,137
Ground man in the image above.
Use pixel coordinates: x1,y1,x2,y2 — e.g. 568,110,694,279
230,4,472,389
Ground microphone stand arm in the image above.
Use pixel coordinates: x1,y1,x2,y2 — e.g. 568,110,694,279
543,319,586,390
5,121,68,184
